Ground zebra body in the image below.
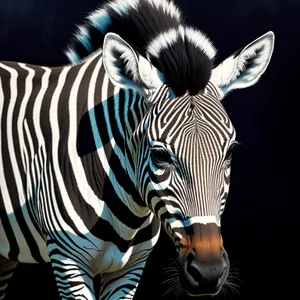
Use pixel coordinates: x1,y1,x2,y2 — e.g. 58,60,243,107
0,0,275,299
0,54,160,299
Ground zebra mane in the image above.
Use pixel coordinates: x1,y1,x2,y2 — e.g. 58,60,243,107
65,0,217,96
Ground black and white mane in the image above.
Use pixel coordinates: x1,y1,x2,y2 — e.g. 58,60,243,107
65,0,217,96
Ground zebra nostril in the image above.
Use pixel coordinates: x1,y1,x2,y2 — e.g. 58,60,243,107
186,257,203,284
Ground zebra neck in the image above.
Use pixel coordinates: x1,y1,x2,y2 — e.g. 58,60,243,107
73,53,149,212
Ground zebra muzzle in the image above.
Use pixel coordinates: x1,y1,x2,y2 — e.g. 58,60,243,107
177,223,229,296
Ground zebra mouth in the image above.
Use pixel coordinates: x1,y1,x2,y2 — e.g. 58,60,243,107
163,251,229,298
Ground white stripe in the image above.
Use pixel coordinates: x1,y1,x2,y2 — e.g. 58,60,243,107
18,64,34,169
32,67,51,149
170,216,218,229
67,53,105,216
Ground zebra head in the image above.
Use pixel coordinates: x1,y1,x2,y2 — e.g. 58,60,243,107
103,30,274,296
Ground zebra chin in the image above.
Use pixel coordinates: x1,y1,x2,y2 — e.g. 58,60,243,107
172,221,229,297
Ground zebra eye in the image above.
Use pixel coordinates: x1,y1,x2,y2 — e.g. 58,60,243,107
225,142,238,161
225,148,233,161
150,148,172,165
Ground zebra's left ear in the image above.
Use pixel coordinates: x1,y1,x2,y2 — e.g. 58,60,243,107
103,32,163,94
211,31,275,99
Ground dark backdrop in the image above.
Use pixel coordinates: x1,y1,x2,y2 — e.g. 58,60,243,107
0,0,299,299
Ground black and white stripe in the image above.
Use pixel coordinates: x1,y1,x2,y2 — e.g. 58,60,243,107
0,0,275,299
133,82,236,230
0,53,160,299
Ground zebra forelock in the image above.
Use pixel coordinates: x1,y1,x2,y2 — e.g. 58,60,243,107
65,0,216,97
65,0,182,63
147,26,216,61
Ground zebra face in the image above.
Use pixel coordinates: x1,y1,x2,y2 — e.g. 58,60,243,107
143,82,236,219
135,82,235,296
102,30,274,297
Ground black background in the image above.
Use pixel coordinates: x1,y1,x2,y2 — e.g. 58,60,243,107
0,0,299,299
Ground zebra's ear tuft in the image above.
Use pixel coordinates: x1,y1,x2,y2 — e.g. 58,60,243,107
103,33,164,93
211,31,275,99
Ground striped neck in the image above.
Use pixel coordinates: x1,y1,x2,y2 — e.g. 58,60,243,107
72,51,150,212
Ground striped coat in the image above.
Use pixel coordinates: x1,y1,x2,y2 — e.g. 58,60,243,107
0,0,275,299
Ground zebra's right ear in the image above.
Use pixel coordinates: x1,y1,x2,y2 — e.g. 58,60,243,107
103,33,164,94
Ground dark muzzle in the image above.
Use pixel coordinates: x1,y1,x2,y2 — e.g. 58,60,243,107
176,222,229,296
181,248,228,296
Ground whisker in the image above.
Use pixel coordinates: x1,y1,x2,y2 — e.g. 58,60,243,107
225,282,240,295
164,272,179,278
227,279,242,288
162,277,178,285
164,271,179,278
161,257,184,299
173,285,184,299
222,276,241,296
162,282,179,298
164,267,178,274
227,274,243,284
219,282,232,299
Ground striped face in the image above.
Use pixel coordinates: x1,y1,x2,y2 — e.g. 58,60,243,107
134,81,237,296
137,81,236,225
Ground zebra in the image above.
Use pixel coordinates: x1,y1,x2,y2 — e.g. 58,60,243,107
0,0,274,299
